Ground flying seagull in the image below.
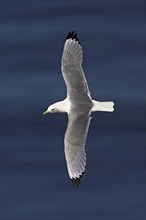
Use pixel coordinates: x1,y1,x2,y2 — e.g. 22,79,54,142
43,31,114,187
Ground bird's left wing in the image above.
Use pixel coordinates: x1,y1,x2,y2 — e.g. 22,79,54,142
64,111,92,187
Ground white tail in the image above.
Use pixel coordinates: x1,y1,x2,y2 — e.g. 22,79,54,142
92,100,114,112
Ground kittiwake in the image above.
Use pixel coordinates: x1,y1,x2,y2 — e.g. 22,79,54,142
43,31,114,187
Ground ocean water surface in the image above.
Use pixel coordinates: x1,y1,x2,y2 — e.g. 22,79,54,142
1,1,145,220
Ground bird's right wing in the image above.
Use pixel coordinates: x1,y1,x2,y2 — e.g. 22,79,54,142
61,31,91,101
64,112,92,187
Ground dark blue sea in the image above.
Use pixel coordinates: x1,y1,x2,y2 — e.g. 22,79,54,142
1,1,145,220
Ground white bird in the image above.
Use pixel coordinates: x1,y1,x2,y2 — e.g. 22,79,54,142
43,31,114,187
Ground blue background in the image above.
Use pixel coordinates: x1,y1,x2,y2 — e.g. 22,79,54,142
1,1,145,220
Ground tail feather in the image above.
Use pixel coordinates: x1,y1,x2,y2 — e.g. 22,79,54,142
92,100,114,112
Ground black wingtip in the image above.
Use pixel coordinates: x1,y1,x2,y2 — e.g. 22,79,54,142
71,172,85,187
66,31,81,44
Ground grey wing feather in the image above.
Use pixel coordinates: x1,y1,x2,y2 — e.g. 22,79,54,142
64,112,92,185
61,32,91,100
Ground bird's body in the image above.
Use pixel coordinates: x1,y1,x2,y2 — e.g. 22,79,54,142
43,31,114,187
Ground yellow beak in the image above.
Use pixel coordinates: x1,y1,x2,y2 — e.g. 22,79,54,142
43,110,48,115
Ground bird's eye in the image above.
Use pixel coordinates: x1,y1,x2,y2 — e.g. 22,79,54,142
52,108,55,111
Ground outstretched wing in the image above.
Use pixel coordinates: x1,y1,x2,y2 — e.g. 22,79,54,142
61,31,91,101
64,111,92,187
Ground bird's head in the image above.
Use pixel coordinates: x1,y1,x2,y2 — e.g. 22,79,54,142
43,103,58,115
